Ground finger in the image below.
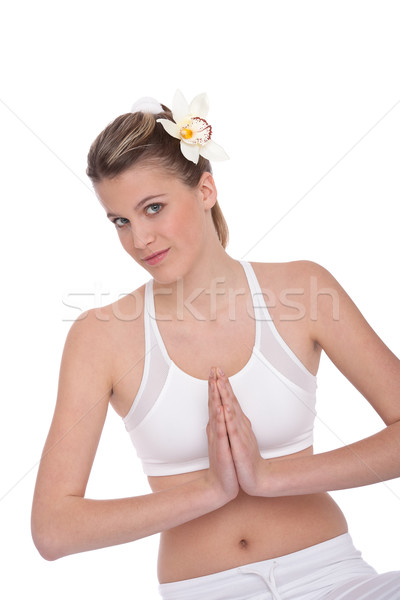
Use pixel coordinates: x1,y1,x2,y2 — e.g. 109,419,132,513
216,378,252,445
217,374,247,416
212,380,222,417
208,381,231,450
216,374,235,413
209,381,224,432
208,367,213,411
208,367,219,412
216,380,239,439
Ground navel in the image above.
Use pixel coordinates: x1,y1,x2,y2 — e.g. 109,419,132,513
239,538,248,549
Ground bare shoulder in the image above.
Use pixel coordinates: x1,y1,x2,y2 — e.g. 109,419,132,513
250,259,333,319
250,258,329,285
69,283,146,352
75,283,147,418
63,283,146,393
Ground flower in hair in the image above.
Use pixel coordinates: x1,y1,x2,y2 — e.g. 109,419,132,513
157,90,229,165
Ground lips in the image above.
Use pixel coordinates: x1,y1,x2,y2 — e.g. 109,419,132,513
142,248,170,265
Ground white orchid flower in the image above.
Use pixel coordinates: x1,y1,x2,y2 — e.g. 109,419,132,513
157,90,229,165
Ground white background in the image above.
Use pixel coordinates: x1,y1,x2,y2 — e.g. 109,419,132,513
1,1,400,598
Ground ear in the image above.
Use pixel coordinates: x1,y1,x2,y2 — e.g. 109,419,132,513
198,172,218,210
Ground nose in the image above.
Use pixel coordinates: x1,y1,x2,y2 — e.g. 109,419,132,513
130,221,156,250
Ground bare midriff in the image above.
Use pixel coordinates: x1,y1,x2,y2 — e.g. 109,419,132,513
149,446,348,584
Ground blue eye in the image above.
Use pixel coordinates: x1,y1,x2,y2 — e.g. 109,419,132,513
146,203,163,215
113,217,129,228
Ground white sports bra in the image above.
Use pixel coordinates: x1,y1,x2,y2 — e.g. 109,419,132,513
123,261,317,476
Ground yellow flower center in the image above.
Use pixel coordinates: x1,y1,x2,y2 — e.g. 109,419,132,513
180,127,193,140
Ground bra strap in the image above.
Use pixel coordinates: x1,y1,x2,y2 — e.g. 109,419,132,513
143,279,154,357
145,278,171,365
239,260,268,350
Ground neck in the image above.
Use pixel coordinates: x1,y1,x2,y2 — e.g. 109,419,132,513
152,243,247,321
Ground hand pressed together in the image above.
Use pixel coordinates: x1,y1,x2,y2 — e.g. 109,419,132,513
205,368,239,503
206,367,267,498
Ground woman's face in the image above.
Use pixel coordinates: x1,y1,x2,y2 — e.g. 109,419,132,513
94,165,217,282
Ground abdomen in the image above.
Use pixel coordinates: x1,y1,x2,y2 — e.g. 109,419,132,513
156,487,348,583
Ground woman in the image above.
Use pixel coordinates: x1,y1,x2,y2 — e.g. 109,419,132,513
31,91,400,599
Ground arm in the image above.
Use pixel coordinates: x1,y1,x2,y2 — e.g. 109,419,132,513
216,262,400,496
31,312,237,561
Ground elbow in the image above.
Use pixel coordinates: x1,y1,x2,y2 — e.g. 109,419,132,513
31,524,63,562
31,493,86,561
31,511,67,561
33,541,60,562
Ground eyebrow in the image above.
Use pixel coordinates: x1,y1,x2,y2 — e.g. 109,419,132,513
106,194,166,219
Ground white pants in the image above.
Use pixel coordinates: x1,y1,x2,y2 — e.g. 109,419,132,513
158,533,400,599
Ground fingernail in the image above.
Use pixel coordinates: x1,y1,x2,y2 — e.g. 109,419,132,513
209,368,214,378
218,367,225,377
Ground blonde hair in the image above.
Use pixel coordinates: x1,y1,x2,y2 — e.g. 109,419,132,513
86,105,229,248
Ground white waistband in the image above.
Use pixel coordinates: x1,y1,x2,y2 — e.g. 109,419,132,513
158,533,377,600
